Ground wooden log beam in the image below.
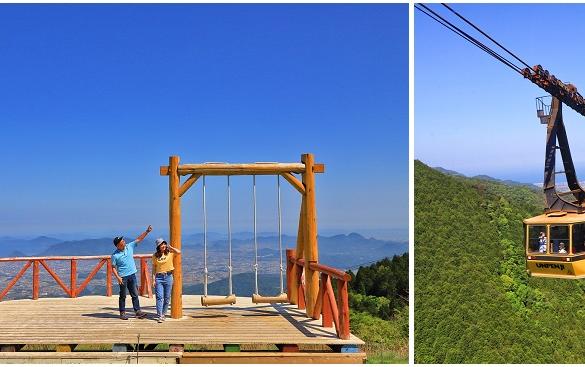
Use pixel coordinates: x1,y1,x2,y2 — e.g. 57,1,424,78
0,260,32,301
169,156,183,318
301,153,319,317
179,174,201,197
39,260,72,297
160,162,325,176
309,263,352,281
281,173,305,195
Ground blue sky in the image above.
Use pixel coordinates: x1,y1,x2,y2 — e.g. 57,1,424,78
416,4,585,184
0,4,408,239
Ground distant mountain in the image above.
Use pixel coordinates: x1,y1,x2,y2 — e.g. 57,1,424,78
433,166,539,189
0,236,62,257
184,272,282,297
36,238,114,256
26,233,406,274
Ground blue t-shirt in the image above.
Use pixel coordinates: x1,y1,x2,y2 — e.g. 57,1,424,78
111,240,138,277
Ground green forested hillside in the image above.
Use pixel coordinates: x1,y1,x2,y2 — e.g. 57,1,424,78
415,160,585,363
348,255,409,363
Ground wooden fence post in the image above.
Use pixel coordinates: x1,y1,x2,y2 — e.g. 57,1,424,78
286,249,296,303
32,260,39,300
106,258,112,297
337,279,350,339
70,259,77,298
321,273,332,327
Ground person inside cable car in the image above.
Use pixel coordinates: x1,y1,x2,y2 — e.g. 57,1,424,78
559,242,567,254
539,232,547,253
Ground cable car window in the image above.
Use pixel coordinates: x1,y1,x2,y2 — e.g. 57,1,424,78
573,224,585,254
528,225,547,253
550,225,570,254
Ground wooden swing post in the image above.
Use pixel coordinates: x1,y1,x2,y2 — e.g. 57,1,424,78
169,155,183,319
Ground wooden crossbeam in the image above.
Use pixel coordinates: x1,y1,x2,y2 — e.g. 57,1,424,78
160,162,325,176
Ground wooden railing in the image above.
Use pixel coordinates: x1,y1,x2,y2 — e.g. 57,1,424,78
286,249,352,339
0,255,153,301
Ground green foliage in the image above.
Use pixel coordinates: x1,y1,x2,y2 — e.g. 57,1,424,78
348,254,408,363
351,310,408,363
415,160,585,363
349,254,408,319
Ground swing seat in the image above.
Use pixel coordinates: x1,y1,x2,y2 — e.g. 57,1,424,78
201,294,237,307
252,292,288,304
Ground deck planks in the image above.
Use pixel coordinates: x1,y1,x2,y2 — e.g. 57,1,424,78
0,295,363,346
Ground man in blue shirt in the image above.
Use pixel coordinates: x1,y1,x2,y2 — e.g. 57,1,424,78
111,225,152,320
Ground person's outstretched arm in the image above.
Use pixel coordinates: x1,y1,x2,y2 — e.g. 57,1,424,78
134,225,153,244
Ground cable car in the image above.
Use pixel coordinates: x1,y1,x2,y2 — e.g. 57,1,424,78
524,212,585,278
524,92,585,279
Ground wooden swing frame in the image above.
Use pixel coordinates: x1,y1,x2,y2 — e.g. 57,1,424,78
160,153,324,318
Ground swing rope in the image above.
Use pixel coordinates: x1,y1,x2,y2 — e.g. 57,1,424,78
203,175,208,297
277,175,284,294
227,175,233,296
253,175,259,295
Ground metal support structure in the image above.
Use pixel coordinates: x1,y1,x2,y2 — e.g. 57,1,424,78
542,97,585,212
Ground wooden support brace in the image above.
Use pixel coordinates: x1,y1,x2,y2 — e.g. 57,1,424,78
179,174,201,197
325,277,340,333
39,260,72,297
0,260,32,301
75,259,106,296
322,275,334,328
312,277,323,320
281,172,305,194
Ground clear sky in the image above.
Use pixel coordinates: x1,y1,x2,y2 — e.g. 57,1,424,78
416,4,585,184
0,4,408,238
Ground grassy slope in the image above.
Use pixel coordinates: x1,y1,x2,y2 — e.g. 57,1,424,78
415,160,585,363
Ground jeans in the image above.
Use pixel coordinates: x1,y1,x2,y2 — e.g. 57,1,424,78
119,273,141,313
155,272,173,317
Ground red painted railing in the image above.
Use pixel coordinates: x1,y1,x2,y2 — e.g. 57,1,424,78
0,255,152,301
286,249,352,339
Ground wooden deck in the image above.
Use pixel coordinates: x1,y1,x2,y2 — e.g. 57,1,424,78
0,295,364,363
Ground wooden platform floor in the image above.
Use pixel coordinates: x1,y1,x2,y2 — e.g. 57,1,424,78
0,295,364,346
